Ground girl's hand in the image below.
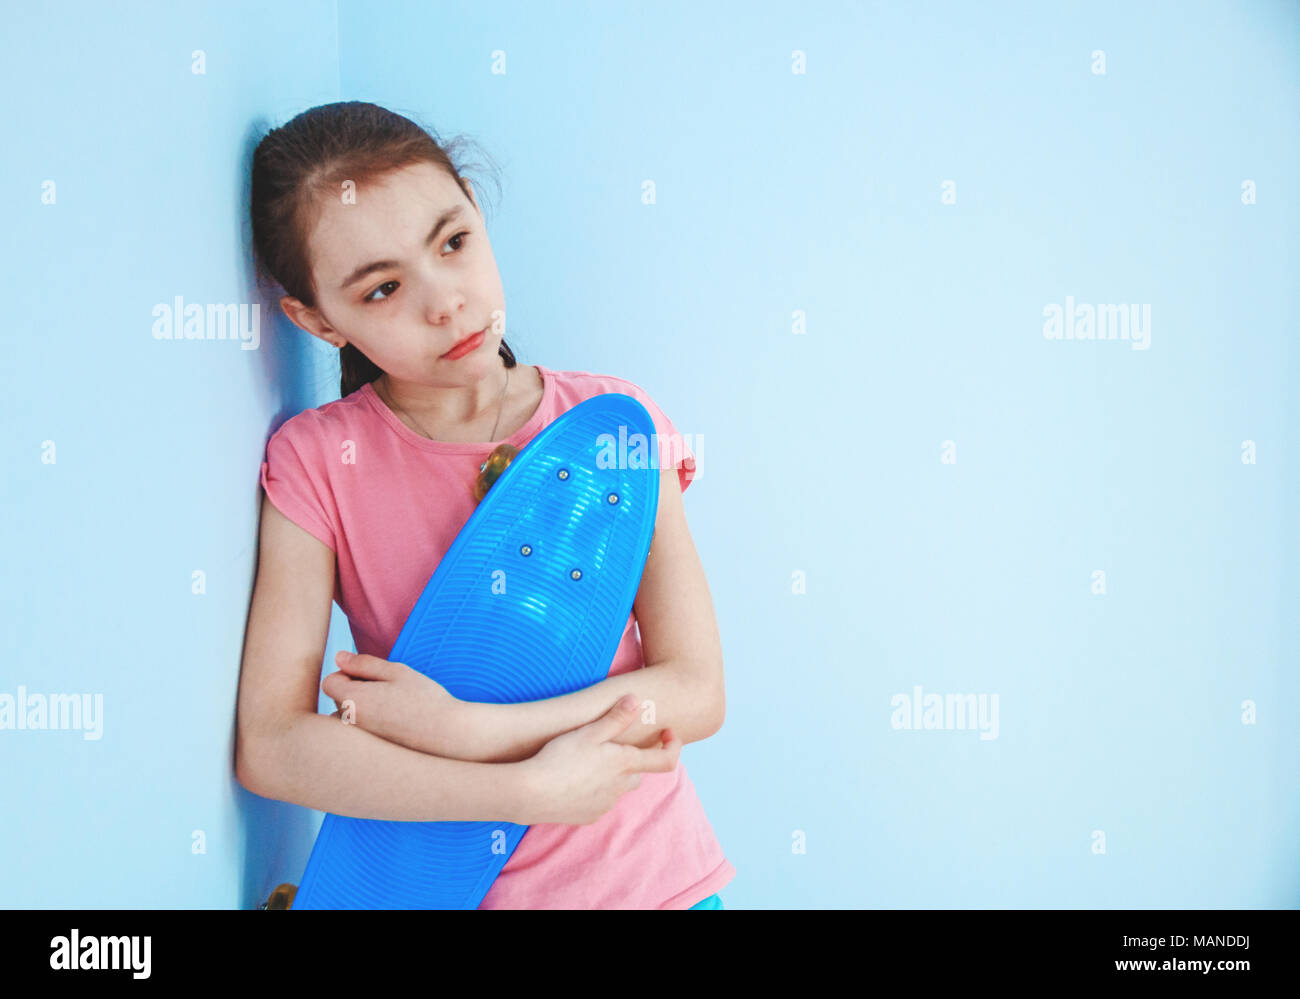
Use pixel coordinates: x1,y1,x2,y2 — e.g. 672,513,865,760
518,694,682,826
322,651,474,760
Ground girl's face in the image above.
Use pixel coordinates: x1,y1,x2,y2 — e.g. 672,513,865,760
286,160,507,387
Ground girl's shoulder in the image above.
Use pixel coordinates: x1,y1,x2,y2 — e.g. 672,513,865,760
541,365,658,407
542,365,687,429
265,383,377,448
541,365,696,489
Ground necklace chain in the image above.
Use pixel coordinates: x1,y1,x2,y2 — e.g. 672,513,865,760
378,365,511,445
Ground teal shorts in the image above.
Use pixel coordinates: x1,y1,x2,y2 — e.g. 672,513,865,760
688,893,724,909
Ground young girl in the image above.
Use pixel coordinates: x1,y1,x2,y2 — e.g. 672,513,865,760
235,101,732,910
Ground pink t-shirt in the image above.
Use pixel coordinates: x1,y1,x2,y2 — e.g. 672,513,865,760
259,362,734,909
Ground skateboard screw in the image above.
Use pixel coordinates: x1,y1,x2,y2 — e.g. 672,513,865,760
607,492,619,504
570,569,582,580
520,544,532,556
557,468,569,480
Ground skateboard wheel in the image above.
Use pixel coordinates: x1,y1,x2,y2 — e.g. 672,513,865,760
261,883,297,910
473,443,520,503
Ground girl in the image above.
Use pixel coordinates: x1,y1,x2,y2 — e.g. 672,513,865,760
235,101,732,910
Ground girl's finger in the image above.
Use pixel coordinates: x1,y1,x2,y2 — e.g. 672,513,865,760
334,651,391,680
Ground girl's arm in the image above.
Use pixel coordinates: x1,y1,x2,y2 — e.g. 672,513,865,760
236,494,533,822
237,705,533,822
460,465,726,764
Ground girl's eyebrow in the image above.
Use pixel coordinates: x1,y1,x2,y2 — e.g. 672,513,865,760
339,205,466,290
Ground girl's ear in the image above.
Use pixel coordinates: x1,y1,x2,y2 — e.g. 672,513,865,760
279,294,347,349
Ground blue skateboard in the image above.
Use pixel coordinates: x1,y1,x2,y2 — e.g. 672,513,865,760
291,392,662,908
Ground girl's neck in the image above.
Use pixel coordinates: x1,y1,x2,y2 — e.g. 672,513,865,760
376,364,511,432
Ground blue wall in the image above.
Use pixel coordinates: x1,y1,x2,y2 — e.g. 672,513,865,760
1,0,1295,908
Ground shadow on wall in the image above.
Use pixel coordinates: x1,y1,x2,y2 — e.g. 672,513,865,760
233,598,353,910
236,786,322,909
231,119,355,910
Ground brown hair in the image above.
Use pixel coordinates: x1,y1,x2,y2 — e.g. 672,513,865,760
249,101,516,398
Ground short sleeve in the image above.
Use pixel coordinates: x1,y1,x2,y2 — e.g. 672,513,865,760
260,426,338,552
624,384,698,496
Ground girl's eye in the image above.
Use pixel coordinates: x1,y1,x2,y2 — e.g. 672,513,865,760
364,280,399,304
362,230,471,305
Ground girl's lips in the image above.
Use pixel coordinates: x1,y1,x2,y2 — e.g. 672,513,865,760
442,327,486,359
